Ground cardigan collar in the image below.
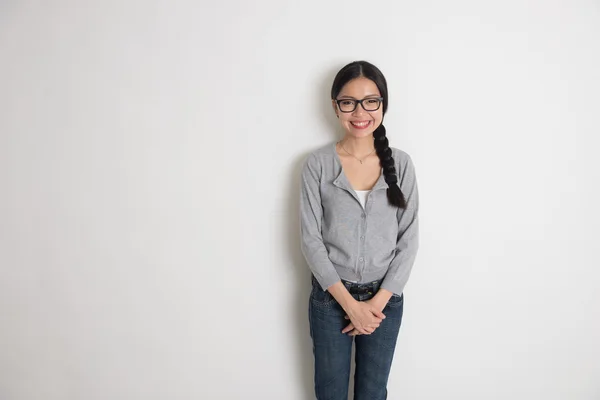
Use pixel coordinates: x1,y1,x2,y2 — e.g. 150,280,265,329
331,142,388,193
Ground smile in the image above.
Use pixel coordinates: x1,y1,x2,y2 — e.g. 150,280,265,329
350,121,371,129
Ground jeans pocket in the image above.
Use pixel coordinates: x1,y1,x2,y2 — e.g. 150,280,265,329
310,285,337,307
386,292,404,307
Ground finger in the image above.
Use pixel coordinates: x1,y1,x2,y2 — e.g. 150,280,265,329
349,329,360,336
372,309,386,319
368,313,383,322
341,323,354,334
359,326,374,335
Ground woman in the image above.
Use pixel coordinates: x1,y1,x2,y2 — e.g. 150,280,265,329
300,60,420,400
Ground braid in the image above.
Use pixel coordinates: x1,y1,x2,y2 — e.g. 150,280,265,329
373,124,406,208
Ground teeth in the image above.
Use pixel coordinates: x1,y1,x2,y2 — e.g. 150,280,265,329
352,121,370,127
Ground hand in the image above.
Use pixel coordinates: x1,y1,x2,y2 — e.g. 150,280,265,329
341,320,361,336
342,298,388,336
343,300,386,335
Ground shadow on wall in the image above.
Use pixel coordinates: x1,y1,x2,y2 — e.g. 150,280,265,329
283,62,347,399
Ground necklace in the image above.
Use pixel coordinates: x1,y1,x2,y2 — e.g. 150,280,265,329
338,141,376,164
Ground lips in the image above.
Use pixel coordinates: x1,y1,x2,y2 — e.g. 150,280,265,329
350,121,372,129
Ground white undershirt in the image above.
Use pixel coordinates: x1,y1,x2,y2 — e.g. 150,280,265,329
354,189,372,209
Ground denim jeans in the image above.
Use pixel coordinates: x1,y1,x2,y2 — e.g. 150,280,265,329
308,275,404,400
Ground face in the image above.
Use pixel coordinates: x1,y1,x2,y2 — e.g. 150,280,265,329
332,77,383,138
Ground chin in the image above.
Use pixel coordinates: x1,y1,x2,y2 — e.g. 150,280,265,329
348,129,375,137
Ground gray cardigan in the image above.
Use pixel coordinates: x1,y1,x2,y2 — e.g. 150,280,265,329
300,141,419,295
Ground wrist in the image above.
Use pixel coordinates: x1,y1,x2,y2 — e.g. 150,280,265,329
326,281,358,313
372,289,393,309
340,295,359,314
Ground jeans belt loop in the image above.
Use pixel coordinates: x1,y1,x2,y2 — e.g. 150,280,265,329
373,280,381,293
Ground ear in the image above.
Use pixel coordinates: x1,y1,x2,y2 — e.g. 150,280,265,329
331,99,339,118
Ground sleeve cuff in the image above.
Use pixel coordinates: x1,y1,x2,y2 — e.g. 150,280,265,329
313,271,341,291
380,278,406,297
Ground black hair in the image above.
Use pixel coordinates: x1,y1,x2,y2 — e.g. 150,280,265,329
331,60,406,208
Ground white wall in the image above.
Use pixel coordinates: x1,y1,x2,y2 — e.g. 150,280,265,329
1,1,599,399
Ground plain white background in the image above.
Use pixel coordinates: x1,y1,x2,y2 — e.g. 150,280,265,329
1,1,599,399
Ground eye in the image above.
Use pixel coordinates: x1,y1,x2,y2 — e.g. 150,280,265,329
366,99,379,104
340,100,355,106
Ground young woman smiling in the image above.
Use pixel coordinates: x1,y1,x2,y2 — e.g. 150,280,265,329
300,60,420,400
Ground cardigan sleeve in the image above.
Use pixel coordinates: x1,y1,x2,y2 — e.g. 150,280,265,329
299,153,342,290
381,154,420,295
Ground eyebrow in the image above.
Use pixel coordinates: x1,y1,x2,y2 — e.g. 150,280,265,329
337,94,380,99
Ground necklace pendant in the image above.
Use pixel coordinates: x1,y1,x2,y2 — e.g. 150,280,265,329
359,160,363,164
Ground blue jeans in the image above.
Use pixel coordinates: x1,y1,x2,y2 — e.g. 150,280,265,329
308,275,404,400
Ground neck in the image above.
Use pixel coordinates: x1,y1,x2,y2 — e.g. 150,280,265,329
340,135,375,157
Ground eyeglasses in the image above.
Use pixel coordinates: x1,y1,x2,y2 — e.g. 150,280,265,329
335,97,383,113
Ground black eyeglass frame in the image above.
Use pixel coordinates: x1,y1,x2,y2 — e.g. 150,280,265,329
334,96,384,113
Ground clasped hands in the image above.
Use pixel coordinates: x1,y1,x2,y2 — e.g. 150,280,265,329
342,298,387,336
